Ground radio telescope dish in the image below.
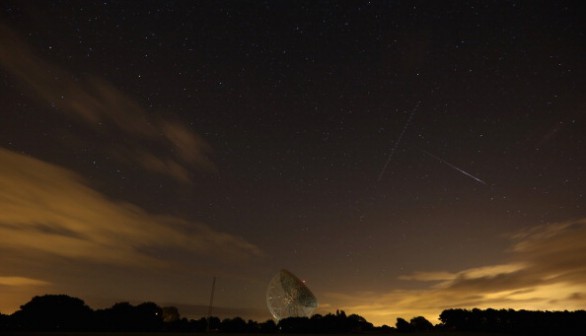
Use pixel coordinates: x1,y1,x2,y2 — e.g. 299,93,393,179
266,269,318,321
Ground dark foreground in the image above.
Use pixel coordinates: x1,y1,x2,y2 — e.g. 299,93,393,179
4,296,585,335
0,333,512,336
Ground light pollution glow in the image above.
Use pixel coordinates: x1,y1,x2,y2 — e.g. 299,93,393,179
2,149,586,324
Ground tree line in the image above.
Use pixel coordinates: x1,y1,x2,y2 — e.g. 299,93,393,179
0,295,378,333
438,308,586,335
1,294,585,334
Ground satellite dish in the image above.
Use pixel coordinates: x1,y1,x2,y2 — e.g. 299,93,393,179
266,269,318,321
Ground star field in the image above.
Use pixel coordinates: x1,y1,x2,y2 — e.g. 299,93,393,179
1,1,585,325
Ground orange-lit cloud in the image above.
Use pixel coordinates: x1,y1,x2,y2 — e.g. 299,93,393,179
0,146,262,313
323,219,586,326
0,22,255,318
0,148,261,267
0,276,50,287
0,24,212,183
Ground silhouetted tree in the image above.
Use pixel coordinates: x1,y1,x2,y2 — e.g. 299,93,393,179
276,311,375,333
11,294,586,334
395,317,413,332
0,313,9,331
439,308,467,330
94,301,163,331
164,317,192,332
317,313,340,332
278,316,312,333
378,324,393,332
135,302,163,331
187,317,209,332
95,302,133,331
246,319,260,332
259,319,278,333
410,316,433,331
207,315,221,331
220,317,247,332
347,313,374,332
439,308,586,335
11,295,93,331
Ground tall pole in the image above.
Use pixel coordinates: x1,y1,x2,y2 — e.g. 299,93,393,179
207,276,216,332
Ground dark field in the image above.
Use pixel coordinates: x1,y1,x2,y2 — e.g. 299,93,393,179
0,333,510,336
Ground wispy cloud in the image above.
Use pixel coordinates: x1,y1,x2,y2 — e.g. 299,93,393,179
0,276,50,287
0,23,256,317
0,24,212,183
323,219,586,326
0,148,262,268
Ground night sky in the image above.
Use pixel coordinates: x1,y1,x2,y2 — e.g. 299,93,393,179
1,0,585,326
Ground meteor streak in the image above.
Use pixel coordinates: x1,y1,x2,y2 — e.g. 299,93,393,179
377,101,421,182
422,150,486,185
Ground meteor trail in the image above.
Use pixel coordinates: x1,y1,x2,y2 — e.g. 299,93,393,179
377,101,421,182
422,150,487,185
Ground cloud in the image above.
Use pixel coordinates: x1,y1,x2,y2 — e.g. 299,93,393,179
136,151,193,183
398,271,457,282
0,24,212,183
0,148,262,268
398,264,525,284
323,219,586,326
0,22,252,317
0,276,50,287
